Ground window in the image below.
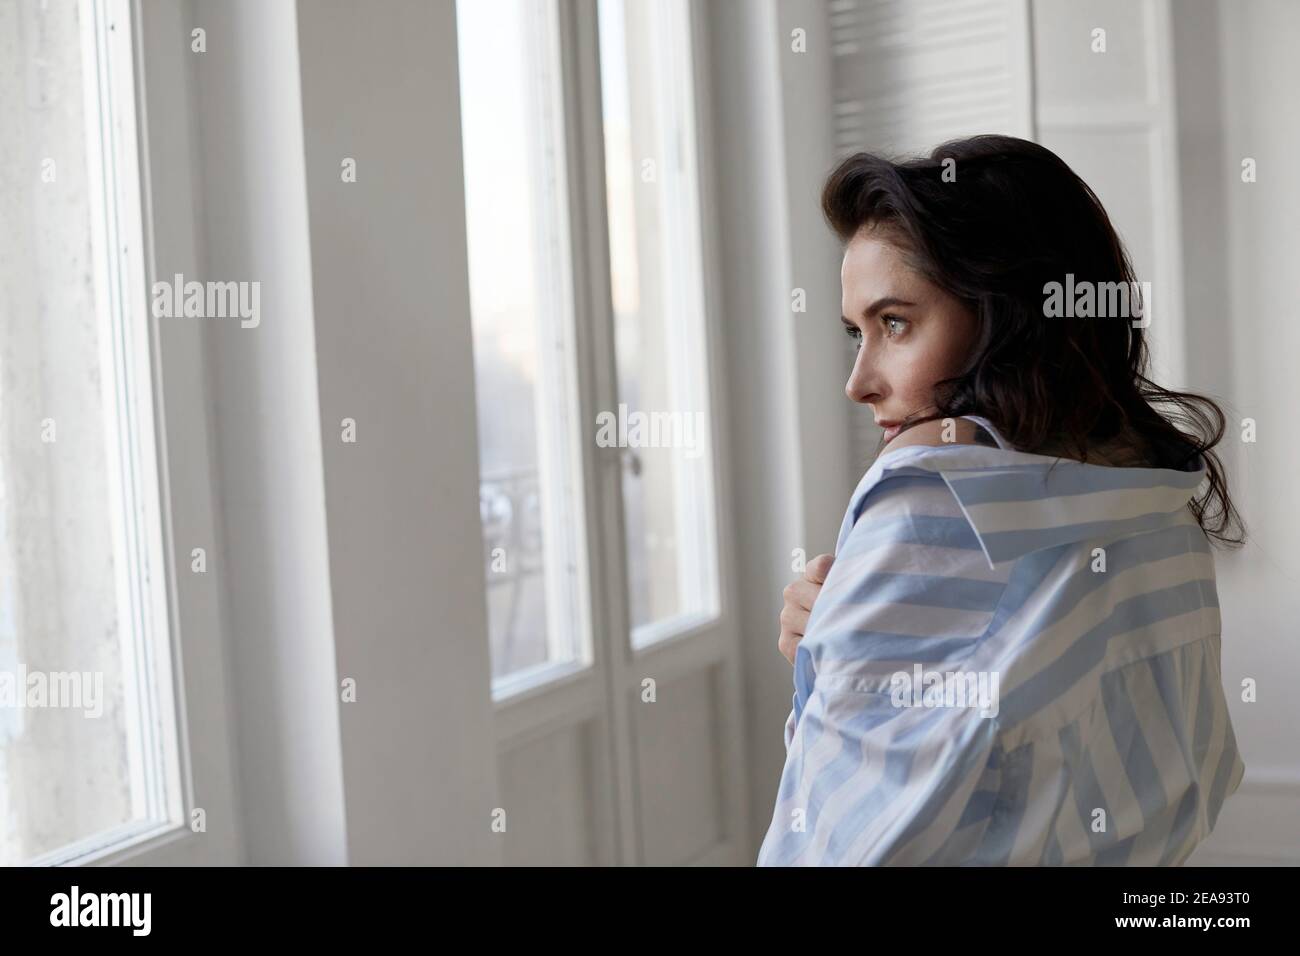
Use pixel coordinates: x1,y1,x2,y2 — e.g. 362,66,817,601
456,0,743,864
457,0,720,694
1,0,180,864
597,0,720,646
457,0,591,687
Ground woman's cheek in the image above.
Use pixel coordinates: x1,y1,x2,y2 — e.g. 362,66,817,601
914,341,960,392
896,355,933,403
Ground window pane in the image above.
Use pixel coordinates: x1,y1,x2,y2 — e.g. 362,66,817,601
457,0,589,685
1,0,177,863
597,0,719,645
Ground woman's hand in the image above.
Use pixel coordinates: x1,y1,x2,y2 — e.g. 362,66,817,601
778,553,835,666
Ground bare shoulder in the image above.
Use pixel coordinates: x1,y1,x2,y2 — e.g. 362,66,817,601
884,416,985,452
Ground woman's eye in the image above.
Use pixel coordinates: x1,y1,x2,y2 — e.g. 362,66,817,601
883,315,908,336
843,325,862,347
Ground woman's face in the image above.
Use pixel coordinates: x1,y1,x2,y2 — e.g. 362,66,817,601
840,227,979,442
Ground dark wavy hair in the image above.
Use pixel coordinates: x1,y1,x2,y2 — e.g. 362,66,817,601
822,134,1243,546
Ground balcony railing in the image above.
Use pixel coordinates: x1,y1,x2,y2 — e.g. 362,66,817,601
478,467,545,676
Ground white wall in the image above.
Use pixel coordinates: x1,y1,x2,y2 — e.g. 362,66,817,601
1176,0,1300,865
294,0,500,866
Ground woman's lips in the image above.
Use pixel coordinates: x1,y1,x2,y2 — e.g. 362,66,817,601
880,423,901,443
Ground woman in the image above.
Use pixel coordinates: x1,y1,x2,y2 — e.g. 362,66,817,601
759,135,1246,866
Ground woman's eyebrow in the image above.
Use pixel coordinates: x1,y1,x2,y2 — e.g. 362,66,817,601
860,295,916,317
840,297,916,325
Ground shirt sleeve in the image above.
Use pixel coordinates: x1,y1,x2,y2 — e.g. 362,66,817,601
760,683,1004,865
759,475,1013,866
783,693,798,752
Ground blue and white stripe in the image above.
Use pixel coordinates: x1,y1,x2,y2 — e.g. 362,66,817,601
758,416,1245,866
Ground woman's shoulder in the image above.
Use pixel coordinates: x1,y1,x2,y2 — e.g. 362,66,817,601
845,412,1210,569
846,416,1010,531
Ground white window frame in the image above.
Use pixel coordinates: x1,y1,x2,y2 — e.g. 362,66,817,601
459,0,596,701
35,0,242,867
594,0,722,651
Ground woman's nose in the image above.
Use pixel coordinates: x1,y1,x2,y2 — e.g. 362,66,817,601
845,349,883,404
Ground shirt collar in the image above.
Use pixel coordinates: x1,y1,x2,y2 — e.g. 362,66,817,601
845,432,1207,569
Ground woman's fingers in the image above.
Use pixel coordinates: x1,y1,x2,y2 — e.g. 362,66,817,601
778,593,807,665
778,630,799,666
785,576,822,611
778,553,835,665
806,552,835,585
780,601,810,633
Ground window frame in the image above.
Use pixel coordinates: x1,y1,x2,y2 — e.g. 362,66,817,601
595,0,723,650
36,0,243,867
456,0,596,698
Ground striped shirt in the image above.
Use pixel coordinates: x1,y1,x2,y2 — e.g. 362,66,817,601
757,415,1245,866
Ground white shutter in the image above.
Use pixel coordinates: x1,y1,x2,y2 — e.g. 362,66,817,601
830,0,1034,157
